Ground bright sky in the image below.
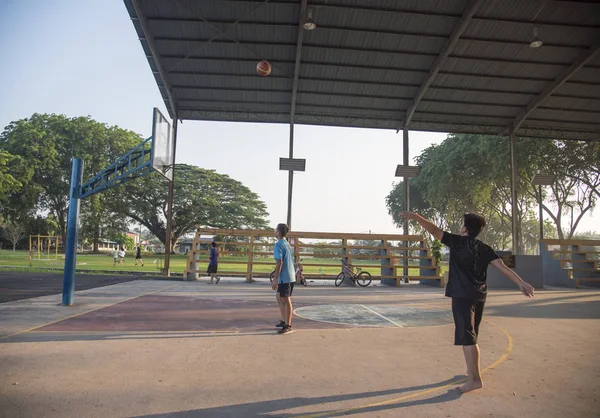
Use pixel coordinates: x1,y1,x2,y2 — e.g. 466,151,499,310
0,0,596,234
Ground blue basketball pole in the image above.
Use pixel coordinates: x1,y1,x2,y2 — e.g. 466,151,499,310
62,158,83,306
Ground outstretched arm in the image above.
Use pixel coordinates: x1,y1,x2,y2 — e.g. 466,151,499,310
490,258,534,298
398,212,443,241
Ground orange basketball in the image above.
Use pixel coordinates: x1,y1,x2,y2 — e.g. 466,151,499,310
256,60,272,76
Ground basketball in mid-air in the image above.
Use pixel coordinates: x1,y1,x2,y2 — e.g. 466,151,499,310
256,60,272,76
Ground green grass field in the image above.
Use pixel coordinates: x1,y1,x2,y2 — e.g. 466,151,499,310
0,250,444,277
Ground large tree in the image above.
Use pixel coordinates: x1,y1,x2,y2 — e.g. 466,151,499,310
119,164,269,253
0,114,141,249
0,151,23,197
386,134,597,253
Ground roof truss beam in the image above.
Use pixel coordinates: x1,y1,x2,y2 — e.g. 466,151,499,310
403,0,483,128
131,0,177,116
290,0,308,126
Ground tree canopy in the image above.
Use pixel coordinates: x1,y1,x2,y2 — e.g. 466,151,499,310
1,114,270,253
119,164,269,252
386,134,597,253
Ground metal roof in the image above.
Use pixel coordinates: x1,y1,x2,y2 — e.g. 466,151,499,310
124,0,600,140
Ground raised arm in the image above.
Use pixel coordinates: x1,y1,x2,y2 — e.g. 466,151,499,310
398,212,443,241
490,258,534,298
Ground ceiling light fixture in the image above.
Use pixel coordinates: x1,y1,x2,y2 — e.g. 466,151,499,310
529,27,543,48
303,9,316,30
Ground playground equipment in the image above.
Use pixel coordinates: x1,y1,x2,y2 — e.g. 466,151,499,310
29,235,59,261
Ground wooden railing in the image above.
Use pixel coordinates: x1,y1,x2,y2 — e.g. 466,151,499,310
541,239,600,288
184,228,443,287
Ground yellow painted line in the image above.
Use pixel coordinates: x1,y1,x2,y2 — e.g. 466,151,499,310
295,319,514,418
0,284,178,340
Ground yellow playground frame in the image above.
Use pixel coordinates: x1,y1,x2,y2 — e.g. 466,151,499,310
29,235,59,261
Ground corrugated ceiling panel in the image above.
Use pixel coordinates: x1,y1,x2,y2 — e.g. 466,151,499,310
147,20,298,43
452,39,582,65
463,20,598,48
168,73,292,91
305,29,445,55
418,101,517,118
442,56,567,80
320,0,467,16
295,105,401,119
554,83,600,99
476,0,600,26
161,57,296,77
141,0,299,23
179,101,291,114
433,73,547,98
523,119,600,132
299,79,416,99
529,108,600,125
173,88,291,103
300,64,426,85
425,88,534,107
154,40,297,64
302,46,436,70
569,67,600,85
412,112,510,126
543,96,600,113
125,0,600,138
297,92,408,111
314,9,458,38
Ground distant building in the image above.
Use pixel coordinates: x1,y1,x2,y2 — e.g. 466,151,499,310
98,239,117,252
126,231,140,246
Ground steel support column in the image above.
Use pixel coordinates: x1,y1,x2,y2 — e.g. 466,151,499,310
286,0,308,229
62,158,83,306
287,123,294,228
403,127,410,281
509,133,519,255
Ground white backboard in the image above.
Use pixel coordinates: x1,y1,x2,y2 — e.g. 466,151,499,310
151,108,174,181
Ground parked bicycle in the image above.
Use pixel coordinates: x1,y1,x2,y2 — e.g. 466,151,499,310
269,260,307,287
335,259,372,287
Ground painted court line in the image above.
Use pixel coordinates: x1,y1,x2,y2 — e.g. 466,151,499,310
295,319,514,418
360,304,404,327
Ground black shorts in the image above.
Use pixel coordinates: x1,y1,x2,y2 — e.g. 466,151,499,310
277,282,294,297
452,297,485,346
207,265,218,274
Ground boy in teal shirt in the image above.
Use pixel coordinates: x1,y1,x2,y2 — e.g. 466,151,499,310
272,223,296,334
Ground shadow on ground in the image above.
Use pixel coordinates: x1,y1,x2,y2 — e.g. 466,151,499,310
0,272,142,303
133,378,464,417
487,291,600,320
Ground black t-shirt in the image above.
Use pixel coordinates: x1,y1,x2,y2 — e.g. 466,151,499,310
441,232,499,302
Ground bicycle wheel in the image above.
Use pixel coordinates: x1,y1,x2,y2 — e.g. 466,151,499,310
356,271,372,287
335,272,345,287
269,271,275,285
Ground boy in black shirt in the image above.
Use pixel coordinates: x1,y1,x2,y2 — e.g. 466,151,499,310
399,212,534,393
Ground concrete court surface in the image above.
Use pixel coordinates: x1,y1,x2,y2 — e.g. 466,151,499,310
0,279,599,418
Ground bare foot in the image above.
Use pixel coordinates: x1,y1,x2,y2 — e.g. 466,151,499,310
456,379,483,393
